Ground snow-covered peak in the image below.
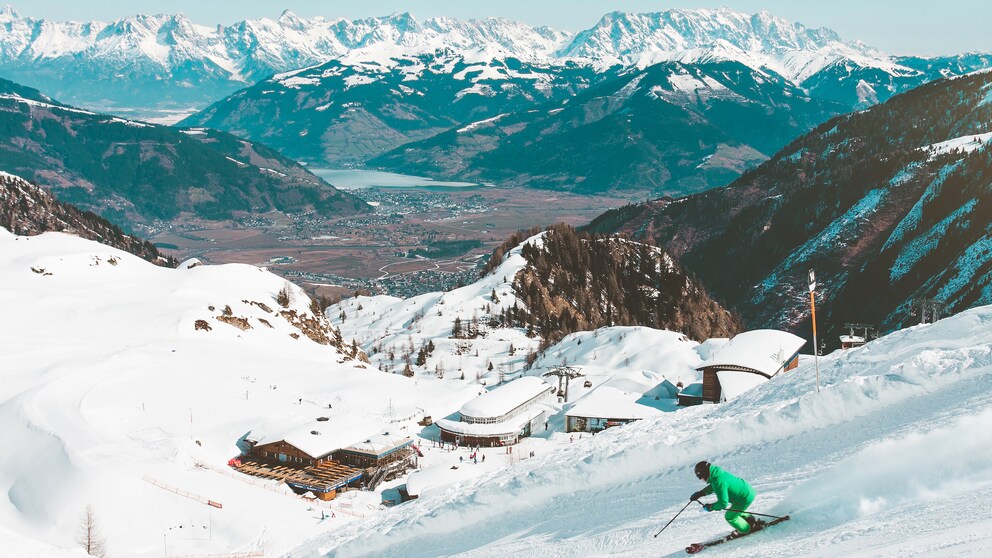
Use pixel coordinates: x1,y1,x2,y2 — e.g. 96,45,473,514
558,8,903,81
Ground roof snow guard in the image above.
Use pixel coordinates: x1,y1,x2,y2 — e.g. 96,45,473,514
696,329,805,378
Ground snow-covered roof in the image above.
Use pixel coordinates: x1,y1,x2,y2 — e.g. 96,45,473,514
680,382,703,397
343,433,413,457
840,335,866,344
252,419,386,460
565,386,663,420
460,376,553,419
436,405,550,437
696,329,806,377
716,370,769,401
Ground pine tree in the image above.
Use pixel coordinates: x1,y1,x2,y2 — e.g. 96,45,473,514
403,363,414,377
452,317,462,338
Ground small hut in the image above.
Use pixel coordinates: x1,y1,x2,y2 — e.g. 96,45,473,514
692,329,806,404
565,386,667,432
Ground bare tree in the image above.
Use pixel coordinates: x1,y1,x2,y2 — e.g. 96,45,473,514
77,505,107,557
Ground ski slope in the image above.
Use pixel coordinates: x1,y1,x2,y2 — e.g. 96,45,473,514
293,308,992,557
2,227,991,557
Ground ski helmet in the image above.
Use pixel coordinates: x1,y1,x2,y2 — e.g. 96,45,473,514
694,461,711,480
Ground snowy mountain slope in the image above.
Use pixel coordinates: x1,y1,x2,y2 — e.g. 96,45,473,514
292,304,992,558
0,228,485,557
181,50,602,165
329,226,737,383
370,60,844,195
589,69,992,342
329,233,543,382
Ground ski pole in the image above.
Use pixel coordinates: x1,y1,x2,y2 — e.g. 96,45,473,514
725,508,787,520
653,500,694,538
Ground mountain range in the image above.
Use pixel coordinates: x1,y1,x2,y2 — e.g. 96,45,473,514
175,8,992,195
3,5,989,119
0,6,569,116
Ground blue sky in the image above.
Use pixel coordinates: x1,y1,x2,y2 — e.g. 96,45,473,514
3,1,990,56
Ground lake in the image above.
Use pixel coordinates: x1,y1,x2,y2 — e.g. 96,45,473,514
309,168,482,191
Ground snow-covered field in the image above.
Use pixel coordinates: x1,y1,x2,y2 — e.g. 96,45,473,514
3,227,992,557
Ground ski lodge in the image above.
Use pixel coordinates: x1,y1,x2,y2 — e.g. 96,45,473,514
565,381,677,433
235,418,417,499
436,376,555,447
683,329,806,405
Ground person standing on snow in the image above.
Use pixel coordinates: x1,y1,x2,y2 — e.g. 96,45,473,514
690,461,757,535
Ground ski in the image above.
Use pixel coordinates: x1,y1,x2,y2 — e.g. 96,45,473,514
685,515,790,554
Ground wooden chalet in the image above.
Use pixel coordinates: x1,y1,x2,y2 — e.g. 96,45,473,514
691,329,806,404
239,419,415,499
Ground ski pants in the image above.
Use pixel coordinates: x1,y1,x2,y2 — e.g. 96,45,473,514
724,492,755,534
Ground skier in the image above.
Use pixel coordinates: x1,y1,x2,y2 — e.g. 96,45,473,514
690,461,757,536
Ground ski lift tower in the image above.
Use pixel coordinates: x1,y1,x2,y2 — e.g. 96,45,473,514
543,366,584,403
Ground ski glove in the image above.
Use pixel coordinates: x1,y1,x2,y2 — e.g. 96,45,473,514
690,489,707,502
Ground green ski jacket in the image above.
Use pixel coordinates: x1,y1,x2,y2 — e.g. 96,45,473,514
699,465,754,511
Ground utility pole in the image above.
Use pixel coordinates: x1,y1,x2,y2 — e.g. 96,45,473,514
808,269,820,393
